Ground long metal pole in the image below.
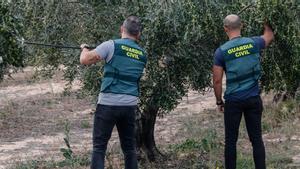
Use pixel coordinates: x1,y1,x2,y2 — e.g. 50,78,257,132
22,41,95,50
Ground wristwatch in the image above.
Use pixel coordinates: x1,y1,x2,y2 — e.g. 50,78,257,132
216,100,224,105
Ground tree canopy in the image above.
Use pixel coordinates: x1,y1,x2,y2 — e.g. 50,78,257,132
3,0,298,100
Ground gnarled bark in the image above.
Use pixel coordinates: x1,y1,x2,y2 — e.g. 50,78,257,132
136,106,163,161
273,88,299,103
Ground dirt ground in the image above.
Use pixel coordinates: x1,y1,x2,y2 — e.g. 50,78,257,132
0,68,300,168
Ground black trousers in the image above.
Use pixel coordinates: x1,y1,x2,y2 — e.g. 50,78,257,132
91,104,138,169
224,96,266,169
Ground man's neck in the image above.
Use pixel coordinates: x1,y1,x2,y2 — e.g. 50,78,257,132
228,31,241,40
121,34,137,41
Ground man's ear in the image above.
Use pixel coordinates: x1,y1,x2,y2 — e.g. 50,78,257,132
120,26,124,36
224,26,228,33
240,22,244,29
136,32,141,40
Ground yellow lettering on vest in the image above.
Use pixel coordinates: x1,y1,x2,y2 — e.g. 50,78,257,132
127,52,140,60
121,45,143,55
121,45,128,51
235,50,251,57
227,43,254,55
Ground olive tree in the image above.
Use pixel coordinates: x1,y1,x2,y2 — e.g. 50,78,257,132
239,0,300,100
0,1,24,80
258,0,300,99
136,0,225,160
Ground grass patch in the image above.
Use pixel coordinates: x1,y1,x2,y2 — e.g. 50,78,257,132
14,160,40,169
235,152,294,169
165,102,298,169
236,153,253,169
80,120,91,129
0,111,8,119
170,128,220,153
165,128,223,169
12,120,91,169
263,99,300,130
11,99,300,169
13,154,90,169
170,138,203,152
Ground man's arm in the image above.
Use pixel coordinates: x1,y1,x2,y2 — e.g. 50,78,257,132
261,23,274,47
80,44,101,65
213,65,224,103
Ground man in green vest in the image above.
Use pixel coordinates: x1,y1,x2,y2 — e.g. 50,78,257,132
213,14,274,169
80,16,147,169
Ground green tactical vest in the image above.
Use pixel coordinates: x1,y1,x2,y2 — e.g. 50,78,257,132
220,37,261,96
100,38,147,96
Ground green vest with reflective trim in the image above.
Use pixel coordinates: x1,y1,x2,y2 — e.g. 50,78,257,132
220,37,261,96
100,39,147,96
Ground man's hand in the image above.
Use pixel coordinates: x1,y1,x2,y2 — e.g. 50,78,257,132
264,21,274,32
261,21,274,47
80,43,101,65
213,65,224,113
217,100,224,113
80,44,89,50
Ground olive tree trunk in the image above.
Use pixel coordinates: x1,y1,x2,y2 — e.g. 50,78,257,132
273,84,300,102
135,106,163,161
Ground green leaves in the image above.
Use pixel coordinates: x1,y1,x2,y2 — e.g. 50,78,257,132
139,0,226,113
0,1,24,80
5,0,299,112
254,0,300,96
60,120,73,161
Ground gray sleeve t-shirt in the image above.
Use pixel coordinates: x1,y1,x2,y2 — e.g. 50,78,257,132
95,40,138,106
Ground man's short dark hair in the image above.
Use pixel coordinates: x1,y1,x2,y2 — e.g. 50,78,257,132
224,14,242,30
123,16,142,36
